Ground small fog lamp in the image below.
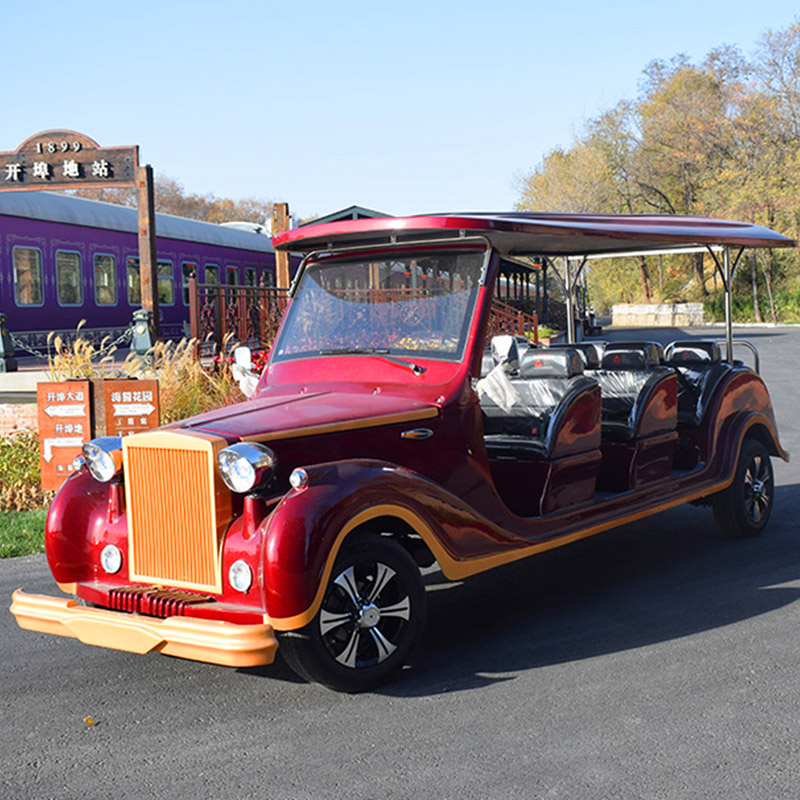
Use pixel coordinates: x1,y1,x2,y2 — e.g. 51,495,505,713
82,437,123,483
228,559,253,593
217,443,277,494
100,544,123,575
289,468,308,491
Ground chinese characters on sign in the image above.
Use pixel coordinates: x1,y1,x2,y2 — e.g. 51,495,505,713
102,380,160,437
37,381,92,491
37,379,161,490
0,130,138,191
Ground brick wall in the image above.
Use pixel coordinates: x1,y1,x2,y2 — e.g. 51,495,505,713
0,404,38,435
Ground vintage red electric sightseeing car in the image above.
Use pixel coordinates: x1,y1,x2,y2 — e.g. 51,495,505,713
11,213,793,691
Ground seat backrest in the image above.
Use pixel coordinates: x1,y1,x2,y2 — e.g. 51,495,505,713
481,349,588,448
601,341,663,370
595,342,674,439
490,335,520,374
665,340,721,364
546,341,605,370
665,340,730,426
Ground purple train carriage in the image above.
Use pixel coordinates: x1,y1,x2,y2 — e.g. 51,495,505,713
0,191,284,353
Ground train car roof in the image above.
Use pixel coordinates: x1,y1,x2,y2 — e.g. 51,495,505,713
0,191,275,254
273,211,795,256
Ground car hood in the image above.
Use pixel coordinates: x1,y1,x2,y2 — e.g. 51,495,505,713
176,389,439,442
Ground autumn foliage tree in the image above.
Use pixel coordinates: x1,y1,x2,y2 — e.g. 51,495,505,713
517,21,800,319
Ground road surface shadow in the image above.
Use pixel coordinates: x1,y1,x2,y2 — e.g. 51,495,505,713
378,482,800,697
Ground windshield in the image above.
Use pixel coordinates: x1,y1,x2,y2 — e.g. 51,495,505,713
272,249,486,364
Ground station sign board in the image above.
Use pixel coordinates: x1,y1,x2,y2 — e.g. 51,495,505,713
0,130,138,191
37,381,92,491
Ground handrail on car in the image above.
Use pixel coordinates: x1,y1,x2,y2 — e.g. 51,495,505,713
720,339,760,374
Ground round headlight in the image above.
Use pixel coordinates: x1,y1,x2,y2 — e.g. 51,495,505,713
217,443,276,494
100,544,122,574
228,559,253,593
82,437,123,483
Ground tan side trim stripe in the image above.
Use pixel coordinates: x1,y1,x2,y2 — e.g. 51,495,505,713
269,476,732,630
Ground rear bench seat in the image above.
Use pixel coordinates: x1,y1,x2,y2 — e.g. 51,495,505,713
593,341,678,491
479,348,602,515
595,342,674,441
665,340,731,427
481,349,598,458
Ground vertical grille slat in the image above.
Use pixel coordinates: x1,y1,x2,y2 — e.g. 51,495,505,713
124,433,227,593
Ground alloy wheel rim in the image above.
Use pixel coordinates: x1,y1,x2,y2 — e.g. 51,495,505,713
744,454,771,523
319,561,411,670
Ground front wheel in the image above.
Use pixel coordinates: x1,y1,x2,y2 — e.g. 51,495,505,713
279,535,426,692
713,438,774,538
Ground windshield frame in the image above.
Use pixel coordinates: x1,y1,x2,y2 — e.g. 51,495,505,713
271,242,491,367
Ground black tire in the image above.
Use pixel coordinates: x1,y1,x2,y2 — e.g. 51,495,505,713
279,535,427,692
713,438,774,538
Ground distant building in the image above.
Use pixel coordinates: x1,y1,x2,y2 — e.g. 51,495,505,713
300,205,390,226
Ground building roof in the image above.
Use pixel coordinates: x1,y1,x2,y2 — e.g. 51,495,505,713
299,205,390,227
0,191,275,253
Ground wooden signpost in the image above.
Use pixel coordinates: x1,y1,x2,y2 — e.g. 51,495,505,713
100,379,160,437
37,379,161,490
37,382,92,491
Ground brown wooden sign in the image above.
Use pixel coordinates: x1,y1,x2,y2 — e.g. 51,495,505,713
101,379,160,437
0,130,139,191
37,381,92,491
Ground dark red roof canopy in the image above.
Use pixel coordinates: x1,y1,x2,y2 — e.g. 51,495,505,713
273,212,794,257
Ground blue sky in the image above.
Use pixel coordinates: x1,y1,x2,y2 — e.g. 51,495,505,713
2,1,798,220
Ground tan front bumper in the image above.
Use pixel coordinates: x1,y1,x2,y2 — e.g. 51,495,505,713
10,590,278,668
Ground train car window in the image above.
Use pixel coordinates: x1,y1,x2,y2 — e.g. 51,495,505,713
262,271,274,288
181,262,198,306
13,247,44,307
158,260,175,306
245,267,257,287
127,257,141,305
55,251,83,307
226,266,238,285
94,254,118,306
205,264,219,284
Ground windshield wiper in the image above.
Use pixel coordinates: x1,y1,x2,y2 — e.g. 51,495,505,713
318,348,426,375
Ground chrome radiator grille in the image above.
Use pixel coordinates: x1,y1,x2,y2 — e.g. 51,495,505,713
123,431,230,593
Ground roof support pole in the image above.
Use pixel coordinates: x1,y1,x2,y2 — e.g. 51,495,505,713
707,245,744,366
564,257,575,344
723,246,734,366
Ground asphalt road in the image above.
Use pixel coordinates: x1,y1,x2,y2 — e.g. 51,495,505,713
3,326,800,800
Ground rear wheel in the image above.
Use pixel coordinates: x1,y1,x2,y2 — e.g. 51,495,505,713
713,438,774,538
280,535,426,692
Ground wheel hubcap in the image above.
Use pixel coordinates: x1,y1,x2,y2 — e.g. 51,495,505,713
744,455,771,523
319,560,411,670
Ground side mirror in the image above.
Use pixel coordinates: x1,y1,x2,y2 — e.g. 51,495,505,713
233,346,252,372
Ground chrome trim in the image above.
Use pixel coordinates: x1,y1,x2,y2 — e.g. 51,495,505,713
401,428,434,440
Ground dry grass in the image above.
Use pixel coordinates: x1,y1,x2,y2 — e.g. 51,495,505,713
45,321,118,380
133,337,244,424
46,325,245,423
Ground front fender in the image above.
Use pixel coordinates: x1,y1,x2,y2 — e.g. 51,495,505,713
261,459,523,630
45,470,116,588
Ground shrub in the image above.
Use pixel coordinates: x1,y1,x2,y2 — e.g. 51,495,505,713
0,430,53,511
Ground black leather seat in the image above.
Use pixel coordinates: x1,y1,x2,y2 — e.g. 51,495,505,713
594,342,674,441
666,340,731,426
481,349,596,459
